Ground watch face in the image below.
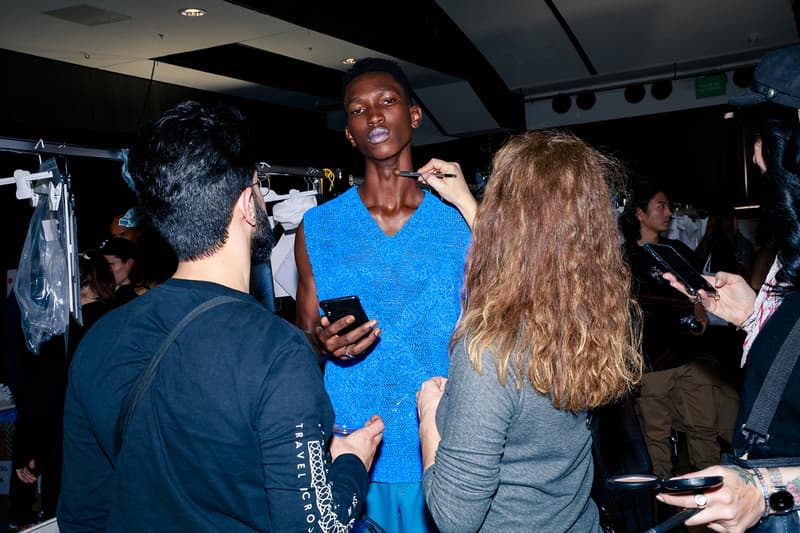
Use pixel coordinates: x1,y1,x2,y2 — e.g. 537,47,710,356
769,490,795,514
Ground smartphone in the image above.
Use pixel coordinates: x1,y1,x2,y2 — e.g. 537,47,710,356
643,242,717,298
319,296,370,336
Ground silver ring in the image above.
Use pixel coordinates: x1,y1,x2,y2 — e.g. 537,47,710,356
694,492,707,508
344,346,354,360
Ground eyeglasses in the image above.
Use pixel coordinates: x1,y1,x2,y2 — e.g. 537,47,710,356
243,163,271,195
254,162,271,195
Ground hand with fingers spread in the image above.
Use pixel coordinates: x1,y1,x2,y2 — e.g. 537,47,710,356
416,158,477,229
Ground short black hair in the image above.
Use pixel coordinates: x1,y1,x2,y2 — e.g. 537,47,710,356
341,57,415,107
129,100,257,261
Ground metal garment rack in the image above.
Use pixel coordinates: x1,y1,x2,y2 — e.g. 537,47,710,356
257,162,325,202
0,136,123,161
0,136,122,330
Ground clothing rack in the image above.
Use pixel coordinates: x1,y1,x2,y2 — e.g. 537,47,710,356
0,136,122,335
257,162,325,201
0,154,83,340
263,188,318,202
0,136,123,161
0,170,55,202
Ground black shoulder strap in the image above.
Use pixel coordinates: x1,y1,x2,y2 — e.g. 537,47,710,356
739,315,800,455
114,296,240,455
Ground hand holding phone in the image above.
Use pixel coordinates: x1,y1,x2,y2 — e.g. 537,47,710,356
643,243,718,298
317,296,379,361
662,270,756,327
319,296,370,336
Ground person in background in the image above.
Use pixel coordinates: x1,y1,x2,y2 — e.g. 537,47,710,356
110,207,178,290
67,249,120,360
747,105,797,292
295,57,472,531
11,248,118,524
620,184,720,484
59,100,383,532
109,208,144,245
98,236,139,303
691,210,744,451
695,210,750,282
417,130,643,532
658,43,800,533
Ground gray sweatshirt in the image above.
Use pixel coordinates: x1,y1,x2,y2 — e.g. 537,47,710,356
422,338,602,532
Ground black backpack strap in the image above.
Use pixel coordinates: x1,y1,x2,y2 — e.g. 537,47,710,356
114,296,240,455
739,316,800,455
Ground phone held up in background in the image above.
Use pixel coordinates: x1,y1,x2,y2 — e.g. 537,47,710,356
643,242,718,299
319,296,370,336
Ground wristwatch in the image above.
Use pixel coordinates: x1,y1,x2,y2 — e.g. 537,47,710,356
767,468,795,514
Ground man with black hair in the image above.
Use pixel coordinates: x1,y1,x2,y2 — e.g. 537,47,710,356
295,58,472,531
59,100,384,532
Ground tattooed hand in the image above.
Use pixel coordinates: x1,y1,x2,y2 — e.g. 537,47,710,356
655,465,765,533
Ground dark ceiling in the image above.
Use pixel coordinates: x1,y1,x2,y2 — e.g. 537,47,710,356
0,1,798,257
1,0,798,146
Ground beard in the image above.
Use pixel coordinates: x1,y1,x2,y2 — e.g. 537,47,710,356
251,200,274,264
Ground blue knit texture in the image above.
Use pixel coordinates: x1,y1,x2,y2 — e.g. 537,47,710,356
304,187,470,483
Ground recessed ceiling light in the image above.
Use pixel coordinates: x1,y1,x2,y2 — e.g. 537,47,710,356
341,58,357,65
179,8,206,17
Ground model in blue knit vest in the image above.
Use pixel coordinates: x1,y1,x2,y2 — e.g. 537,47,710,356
295,58,472,532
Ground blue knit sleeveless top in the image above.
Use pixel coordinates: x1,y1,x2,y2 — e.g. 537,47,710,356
304,186,470,483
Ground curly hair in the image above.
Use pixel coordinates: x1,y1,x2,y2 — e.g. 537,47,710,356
451,130,642,411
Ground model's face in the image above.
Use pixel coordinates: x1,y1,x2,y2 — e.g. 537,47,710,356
105,255,132,286
636,192,672,234
344,72,420,161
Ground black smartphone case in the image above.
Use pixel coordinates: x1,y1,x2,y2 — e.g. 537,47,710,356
643,242,717,296
319,296,369,336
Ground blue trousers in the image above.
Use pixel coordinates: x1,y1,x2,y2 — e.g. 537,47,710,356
364,482,436,533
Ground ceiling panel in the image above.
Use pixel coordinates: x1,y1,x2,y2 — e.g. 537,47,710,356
0,0,797,141
562,0,797,70
0,0,293,67
557,0,797,82
436,0,589,89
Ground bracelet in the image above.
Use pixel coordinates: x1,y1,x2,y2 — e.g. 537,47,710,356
752,467,771,518
737,312,758,331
